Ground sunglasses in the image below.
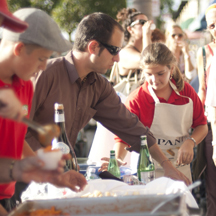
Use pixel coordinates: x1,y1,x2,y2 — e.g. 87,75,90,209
208,23,216,30
99,41,121,56
171,33,183,38
130,19,147,27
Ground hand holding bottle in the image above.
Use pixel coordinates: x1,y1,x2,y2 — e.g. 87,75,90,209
142,20,155,37
177,39,189,55
107,150,121,178
98,156,127,172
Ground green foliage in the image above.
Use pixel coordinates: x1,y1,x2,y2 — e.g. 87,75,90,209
80,0,126,19
8,0,126,41
7,0,31,12
52,0,83,41
7,0,60,14
52,0,126,41
155,0,174,31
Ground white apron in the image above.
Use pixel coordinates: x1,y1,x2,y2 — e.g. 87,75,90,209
148,81,193,181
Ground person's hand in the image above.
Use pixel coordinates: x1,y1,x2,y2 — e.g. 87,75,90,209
176,140,194,165
177,40,189,55
49,170,87,192
0,89,24,121
142,20,154,37
13,156,66,183
212,145,216,166
98,157,127,172
163,161,191,186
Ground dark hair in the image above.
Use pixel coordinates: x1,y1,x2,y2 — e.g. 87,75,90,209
140,43,184,91
116,8,144,42
73,12,123,51
151,28,165,43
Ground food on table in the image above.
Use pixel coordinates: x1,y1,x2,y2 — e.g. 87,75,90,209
81,190,142,197
18,206,69,216
37,145,63,170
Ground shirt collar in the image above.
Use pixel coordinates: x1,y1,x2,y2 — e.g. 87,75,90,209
143,79,178,104
64,51,79,84
0,75,24,90
65,51,97,85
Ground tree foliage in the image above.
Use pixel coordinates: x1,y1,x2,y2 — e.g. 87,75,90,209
156,0,175,30
7,0,60,14
8,0,126,42
52,0,126,41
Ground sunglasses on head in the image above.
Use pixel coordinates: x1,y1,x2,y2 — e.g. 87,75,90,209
99,41,121,56
171,33,183,38
130,19,147,27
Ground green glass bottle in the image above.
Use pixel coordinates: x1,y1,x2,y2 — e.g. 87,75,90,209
107,150,121,178
137,135,155,184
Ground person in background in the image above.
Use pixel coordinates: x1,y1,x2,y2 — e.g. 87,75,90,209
111,43,207,181
197,3,216,215
0,8,87,213
165,24,197,84
151,28,165,43
114,8,154,79
0,0,28,121
26,12,190,187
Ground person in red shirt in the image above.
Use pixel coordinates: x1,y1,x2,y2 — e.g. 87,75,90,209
114,43,208,181
0,0,28,121
0,7,87,213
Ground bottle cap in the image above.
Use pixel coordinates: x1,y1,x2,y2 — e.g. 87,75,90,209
150,23,156,30
141,135,147,146
54,103,64,110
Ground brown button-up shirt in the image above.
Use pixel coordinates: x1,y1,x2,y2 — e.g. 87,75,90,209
25,51,156,152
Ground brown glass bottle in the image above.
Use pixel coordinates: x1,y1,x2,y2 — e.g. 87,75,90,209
52,103,78,171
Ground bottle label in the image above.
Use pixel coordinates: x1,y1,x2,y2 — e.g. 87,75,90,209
139,171,155,184
55,114,65,123
52,142,70,154
141,136,147,146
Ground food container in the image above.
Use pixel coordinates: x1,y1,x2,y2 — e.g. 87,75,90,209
9,194,187,216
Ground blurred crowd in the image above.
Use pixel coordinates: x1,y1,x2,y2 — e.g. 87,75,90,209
1,0,216,216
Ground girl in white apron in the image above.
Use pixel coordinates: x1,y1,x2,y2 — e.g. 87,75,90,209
113,43,208,181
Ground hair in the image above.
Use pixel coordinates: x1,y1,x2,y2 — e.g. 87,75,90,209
116,8,144,42
165,24,183,48
24,43,43,54
206,3,216,15
140,43,184,92
151,28,165,43
73,12,124,52
2,39,42,54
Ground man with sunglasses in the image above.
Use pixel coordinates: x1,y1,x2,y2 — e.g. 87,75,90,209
26,12,190,186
